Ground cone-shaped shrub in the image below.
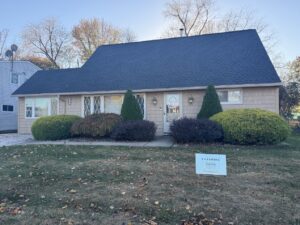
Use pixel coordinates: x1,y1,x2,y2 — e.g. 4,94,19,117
197,85,222,119
121,90,143,121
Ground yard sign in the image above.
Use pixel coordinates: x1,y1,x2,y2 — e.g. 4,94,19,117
195,153,227,176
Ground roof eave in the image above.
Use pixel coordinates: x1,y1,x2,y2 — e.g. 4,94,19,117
12,82,282,97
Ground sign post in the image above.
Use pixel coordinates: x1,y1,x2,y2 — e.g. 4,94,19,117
195,153,227,176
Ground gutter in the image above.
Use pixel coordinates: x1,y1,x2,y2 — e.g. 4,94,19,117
12,82,282,97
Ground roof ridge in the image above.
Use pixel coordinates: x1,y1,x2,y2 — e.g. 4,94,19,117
96,29,257,49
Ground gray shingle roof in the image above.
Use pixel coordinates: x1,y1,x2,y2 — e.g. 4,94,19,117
13,29,281,95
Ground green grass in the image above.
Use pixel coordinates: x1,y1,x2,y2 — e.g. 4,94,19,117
0,134,299,225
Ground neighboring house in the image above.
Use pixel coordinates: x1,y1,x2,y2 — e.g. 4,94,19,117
0,61,40,132
13,30,281,135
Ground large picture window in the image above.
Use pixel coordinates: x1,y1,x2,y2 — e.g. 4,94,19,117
217,90,242,104
25,97,58,118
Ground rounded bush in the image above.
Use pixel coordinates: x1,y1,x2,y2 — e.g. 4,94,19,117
111,120,156,141
31,115,81,140
170,117,224,143
71,113,122,138
211,109,291,145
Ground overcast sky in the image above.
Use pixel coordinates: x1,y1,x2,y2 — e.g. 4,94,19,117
1,0,299,62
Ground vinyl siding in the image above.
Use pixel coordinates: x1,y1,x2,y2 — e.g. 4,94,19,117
18,86,279,135
145,93,164,135
0,61,40,131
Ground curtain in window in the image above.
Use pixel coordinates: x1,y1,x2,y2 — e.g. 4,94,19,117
104,96,122,114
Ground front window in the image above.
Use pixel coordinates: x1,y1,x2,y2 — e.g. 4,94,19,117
84,97,91,117
93,96,101,114
135,94,145,118
34,98,49,117
83,94,145,117
104,95,123,114
217,90,242,104
25,97,58,118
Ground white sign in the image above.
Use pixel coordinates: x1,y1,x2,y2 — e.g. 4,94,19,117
195,153,227,176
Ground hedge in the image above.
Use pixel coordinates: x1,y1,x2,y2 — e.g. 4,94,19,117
111,120,156,141
31,115,81,140
170,117,223,143
71,113,122,138
211,109,291,145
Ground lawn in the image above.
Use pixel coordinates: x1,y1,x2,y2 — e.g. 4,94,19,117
0,135,299,225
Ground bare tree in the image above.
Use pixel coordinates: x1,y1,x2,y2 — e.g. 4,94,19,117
123,28,137,43
0,29,8,59
164,0,214,37
72,18,136,61
216,9,276,51
21,55,56,70
22,18,70,68
163,1,281,70
286,57,300,83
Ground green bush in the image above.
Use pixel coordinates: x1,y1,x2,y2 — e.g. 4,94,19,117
211,109,291,145
198,85,222,119
71,113,122,138
121,90,143,121
31,115,81,140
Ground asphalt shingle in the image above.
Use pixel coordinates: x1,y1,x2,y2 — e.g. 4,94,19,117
13,29,281,95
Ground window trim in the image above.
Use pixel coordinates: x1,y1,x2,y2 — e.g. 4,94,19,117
217,89,243,105
25,97,58,119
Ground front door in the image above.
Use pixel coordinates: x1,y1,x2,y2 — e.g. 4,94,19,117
164,93,182,133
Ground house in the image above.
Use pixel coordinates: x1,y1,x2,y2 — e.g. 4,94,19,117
0,60,40,132
13,30,281,135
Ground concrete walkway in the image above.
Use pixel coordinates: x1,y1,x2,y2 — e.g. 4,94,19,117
0,134,175,148
0,134,33,147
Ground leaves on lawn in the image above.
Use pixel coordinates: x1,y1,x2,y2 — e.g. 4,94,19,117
181,212,224,225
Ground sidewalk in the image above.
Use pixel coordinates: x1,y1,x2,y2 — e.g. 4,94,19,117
0,134,175,148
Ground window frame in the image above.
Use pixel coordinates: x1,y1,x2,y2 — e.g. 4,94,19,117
25,97,58,119
217,89,243,105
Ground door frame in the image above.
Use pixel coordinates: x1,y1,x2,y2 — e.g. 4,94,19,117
163,92,183,133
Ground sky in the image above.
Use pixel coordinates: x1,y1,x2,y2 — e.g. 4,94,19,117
0,0,299,63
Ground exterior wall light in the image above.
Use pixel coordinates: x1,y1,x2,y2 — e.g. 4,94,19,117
152,97,158,105
188,96,194,104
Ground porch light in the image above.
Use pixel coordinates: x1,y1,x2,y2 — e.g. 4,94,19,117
188,96,194,104
152,97,158,105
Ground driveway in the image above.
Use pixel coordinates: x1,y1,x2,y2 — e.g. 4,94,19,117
0,133,33,147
